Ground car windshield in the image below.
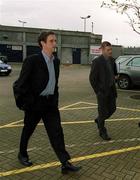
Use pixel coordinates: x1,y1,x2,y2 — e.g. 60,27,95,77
116,56,131,64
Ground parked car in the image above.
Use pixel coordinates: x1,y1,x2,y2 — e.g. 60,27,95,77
115,55,140,89
0,55,8,64
0,60,12,76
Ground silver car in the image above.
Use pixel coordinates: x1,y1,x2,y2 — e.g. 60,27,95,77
115,55,140,89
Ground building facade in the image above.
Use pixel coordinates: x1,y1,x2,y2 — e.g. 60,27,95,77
0,25,102,64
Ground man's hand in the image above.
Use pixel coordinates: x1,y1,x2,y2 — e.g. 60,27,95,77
115,75,119,80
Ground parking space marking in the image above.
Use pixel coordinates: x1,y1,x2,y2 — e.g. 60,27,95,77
80,101,97,106
81,101,140,112
0,101,140,177
0,120,23,129
1,101,140,129
117,107,140,112
1,145,140,177
59,101,82,110
0,147,42,154
5,119,23,126
1,137,140,154
0,117,140,129
118,89,140,93
60,106,97,111
0,102,81,128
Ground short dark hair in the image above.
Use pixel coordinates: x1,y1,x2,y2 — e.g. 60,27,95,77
38,31,55,48
100,41,111,49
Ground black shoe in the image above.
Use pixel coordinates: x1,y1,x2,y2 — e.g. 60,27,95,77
18,152,33,167
138,122,140,127
61,161,82,174
100,132,111,141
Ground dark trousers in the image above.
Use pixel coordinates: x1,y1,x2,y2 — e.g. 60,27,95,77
96,89,116,133
19,106,70,163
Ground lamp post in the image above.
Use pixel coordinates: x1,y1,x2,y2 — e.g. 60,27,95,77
80,15,91,32
18,20,27,27
116,38,118,45
91,22,94,33
18,20,27,61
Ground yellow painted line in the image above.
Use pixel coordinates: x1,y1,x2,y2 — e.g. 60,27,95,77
117,107,140,112
1,145,140,177
0,124,24,128
107,117,140,121
0,161,60,177
6,120,23,125
59,102,82,110
61,105,140,112
71,145,140,162
81,101,140,112
63,121,92,124
61,118,140,123
0,102,81,128
0,101,140,129
0,117,139,129
80,101,97,106
0,120,23,129
61,106,96,110
1,101,140,127
117,89,140,93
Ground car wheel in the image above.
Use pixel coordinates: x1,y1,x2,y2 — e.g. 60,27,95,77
117,75,131,89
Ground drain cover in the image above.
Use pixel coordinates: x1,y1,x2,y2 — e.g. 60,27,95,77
130,94,140,100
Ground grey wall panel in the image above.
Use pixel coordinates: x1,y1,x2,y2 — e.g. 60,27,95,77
61,48,72,64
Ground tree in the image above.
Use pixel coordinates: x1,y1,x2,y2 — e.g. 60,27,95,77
101,0,140,35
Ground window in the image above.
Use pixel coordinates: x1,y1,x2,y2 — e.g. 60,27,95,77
130,57,140,67
116,56,131,64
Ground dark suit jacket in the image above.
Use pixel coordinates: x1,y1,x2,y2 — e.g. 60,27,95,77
111,57,118,77
13,52,60,111
89,55,117,97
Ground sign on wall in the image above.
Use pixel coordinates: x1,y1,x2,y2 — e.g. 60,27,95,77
12,45,22,51
90,45,101,55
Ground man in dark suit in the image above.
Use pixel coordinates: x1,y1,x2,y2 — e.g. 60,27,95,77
89,41,117,141
13,31,81,174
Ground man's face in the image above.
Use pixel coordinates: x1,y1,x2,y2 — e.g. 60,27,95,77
41,34,57,53
102,46,112,58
